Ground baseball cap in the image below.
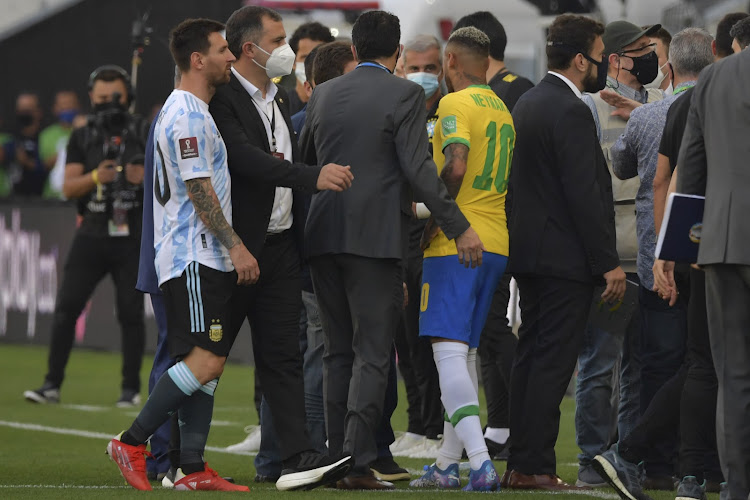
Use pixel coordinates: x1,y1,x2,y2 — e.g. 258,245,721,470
603,21,661,54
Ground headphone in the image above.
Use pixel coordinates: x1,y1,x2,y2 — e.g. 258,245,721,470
87,65,134,105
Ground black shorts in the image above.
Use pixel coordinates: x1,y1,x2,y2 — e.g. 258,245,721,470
162,262,237,358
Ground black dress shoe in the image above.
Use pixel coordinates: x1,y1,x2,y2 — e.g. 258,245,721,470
337,472,395,490
370,457,410,481
486,436,511,461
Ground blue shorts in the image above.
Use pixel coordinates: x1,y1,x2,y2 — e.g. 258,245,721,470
419,253,507,348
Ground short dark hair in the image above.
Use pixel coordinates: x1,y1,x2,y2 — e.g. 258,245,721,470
352,10,400,61
226,6,282,60
304,45,320,83
546,14,605,71
645,25,672,54
289,22,334,54
447,27,490,60
169,18,226,72
716,12,749,58
730,17,750,50
313,41,355,85
453,11,507,61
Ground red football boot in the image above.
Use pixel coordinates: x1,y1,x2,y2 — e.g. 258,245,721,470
106,432,153,491
174,463,250,491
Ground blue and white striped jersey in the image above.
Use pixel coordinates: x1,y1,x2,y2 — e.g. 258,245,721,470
152,89,233,285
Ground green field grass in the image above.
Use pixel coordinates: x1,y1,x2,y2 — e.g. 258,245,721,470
0,344,710,499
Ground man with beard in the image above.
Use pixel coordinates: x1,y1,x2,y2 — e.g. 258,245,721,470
106,18,255,492
502,13,625,491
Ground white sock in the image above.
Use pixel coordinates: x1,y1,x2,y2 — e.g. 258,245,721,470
436,421,462,470
465,348,492,469
484,427,510,444
467,348,479,395
433,342,490,471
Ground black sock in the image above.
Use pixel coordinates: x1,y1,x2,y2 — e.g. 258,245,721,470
179,379,217,476
121,362,200,446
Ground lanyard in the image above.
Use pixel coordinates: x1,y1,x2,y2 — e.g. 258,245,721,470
257,100,277,152
356,61,391,73
672,82,695,96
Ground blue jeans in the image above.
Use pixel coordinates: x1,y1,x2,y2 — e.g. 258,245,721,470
576,278,641,466
254,291,327,477
145,294,175,476
302,290,327,453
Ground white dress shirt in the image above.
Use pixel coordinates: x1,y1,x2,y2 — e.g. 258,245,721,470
548,71,583,99
232,67,293,233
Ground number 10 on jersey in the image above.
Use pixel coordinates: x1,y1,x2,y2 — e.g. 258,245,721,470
472,121,514,194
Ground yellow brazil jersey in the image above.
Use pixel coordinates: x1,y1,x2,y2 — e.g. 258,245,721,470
424,85,515,258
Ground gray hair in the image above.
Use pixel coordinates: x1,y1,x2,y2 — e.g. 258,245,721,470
403,34,442,65
669,28,714,78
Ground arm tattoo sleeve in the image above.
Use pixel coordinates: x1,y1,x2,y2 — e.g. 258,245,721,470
441,142,469,199
185,177,241,250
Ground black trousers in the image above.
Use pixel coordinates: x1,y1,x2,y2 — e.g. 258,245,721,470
45,232,145,391
618,269,721,483
508,275,593,475
310,254,402,473
705,264,750,500
680,268,721,482
393,254,443,439
479,272,517,430
229,231,308,462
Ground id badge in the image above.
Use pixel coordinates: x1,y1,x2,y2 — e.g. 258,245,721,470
108,219,130,237
273,152,284,160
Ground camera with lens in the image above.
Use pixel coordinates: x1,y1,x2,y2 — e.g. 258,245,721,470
92,92,132,137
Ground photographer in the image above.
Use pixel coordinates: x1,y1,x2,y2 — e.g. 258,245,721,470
24,66,148,407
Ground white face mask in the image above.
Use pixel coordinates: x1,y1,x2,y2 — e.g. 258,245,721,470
645,61,670,90
253,43,295,79
295,61,306,84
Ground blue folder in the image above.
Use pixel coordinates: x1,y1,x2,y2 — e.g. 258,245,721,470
655,193,705,263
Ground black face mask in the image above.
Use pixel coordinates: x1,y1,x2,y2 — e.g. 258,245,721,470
582,53,608,93
624,50,658,86
16,111,34,129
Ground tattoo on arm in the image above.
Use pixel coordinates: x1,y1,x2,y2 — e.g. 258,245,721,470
186,178,241,250
441,143,469,199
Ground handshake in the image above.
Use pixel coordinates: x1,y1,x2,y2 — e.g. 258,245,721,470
316,163,354,192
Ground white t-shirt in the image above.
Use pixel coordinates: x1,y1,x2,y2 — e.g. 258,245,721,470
152,89,233,285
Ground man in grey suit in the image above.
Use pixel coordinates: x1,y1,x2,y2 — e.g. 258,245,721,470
678,46,750,500
300,10,484,490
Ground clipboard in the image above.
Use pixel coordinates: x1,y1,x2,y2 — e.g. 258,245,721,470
655,193,705,263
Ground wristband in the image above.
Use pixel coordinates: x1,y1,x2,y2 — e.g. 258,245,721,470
91,169,100,185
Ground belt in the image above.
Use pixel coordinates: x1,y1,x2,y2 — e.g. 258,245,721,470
265,229,292,244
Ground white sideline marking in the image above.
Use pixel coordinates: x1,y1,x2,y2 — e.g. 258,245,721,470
0,420,255,456
0,485,130,489
60,404,109,412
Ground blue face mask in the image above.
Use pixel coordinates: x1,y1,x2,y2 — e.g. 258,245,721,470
406,72,440,98
57,109,78,125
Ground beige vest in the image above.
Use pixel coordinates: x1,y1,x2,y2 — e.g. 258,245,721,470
591,88,661,273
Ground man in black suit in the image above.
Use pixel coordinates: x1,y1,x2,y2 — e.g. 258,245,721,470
209,5,355,492
501,14,626,491
301,10,485,490
678,44,750,500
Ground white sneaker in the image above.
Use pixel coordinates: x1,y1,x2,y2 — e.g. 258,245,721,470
407,437,443,459
389,432,425,457
225,425,261,452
